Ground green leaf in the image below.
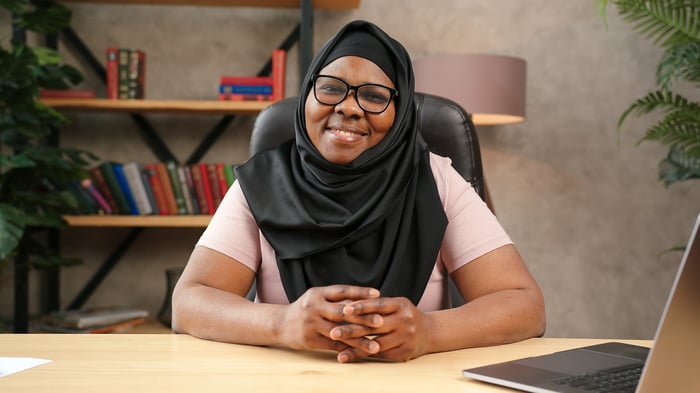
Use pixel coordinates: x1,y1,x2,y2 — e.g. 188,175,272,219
0,203,26,261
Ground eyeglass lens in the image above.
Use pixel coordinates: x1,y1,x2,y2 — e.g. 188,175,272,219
314,75,394,113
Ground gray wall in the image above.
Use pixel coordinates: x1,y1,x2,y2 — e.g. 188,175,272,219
1,1,697,339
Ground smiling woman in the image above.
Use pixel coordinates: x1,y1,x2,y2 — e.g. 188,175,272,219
171,19,545,364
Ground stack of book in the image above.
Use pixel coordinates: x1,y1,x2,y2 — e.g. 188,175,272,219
69,161,237,215
106,47,146,100
219,49,285,101
37,307,149,333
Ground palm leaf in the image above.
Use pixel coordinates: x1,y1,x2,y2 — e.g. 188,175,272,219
607,0,700,47
657,40,700,88
659,145,700,185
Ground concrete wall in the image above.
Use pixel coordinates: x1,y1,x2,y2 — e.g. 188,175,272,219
1,1,698,339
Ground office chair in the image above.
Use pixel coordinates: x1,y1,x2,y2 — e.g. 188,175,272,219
248,92,485,307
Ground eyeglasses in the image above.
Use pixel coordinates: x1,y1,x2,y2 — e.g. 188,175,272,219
311,74,398,114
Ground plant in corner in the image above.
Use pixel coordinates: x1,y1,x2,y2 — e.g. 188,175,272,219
598,0,700,187
1,0,95,270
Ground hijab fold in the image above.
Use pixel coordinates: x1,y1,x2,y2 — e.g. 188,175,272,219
235,20,448,305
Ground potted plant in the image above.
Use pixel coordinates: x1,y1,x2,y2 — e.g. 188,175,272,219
1,0,94,271
598,0,700,186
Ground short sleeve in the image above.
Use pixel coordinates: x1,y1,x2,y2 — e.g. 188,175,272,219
196,180,261,272
430,154,513,274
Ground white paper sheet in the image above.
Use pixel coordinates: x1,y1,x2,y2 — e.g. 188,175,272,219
0,357,51,378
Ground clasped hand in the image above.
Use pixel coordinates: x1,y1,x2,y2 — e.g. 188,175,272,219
280,284,429,363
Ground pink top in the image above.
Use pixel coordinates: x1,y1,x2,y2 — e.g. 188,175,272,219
197,153,512,311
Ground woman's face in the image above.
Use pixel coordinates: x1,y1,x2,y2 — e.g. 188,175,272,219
304,56,396,165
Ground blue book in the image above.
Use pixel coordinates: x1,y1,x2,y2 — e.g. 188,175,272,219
219,84,273,95
112,163,139,215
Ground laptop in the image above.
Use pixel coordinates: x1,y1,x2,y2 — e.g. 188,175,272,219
462,213,700,393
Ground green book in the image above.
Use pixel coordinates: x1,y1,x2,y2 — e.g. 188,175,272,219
166,161,188,214
224,164,236,187
98,161,131,214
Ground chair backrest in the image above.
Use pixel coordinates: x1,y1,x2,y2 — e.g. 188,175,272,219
248,92,485,307
250,92,485,200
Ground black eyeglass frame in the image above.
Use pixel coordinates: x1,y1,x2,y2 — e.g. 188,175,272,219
311,74,399,114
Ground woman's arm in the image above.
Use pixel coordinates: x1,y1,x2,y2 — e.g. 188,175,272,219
171,245,382,352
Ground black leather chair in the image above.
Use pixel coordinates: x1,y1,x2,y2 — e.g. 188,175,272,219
247,92,485,307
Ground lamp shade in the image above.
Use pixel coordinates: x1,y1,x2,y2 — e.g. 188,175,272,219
413,54,526,126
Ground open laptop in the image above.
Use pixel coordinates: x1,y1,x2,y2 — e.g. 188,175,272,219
463,213,700,393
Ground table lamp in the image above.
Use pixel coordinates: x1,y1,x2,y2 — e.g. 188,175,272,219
413,54,526,126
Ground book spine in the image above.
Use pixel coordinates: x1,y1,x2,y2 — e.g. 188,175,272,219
118,48,130,99
220,93,273,101
80,177,113,214
156,162,179,215
177,165,195,214
219,84,273,95
166,161,188,215
127,49,139,99
89,166,119,213
272,48,286,101
223,164,236,188
219,76,274,86
144,163,170,215
137,50,146,99
40,89,96,99
206,163,223,210
184,165,200,214
189,164,208,215
106,47,119,99
69,181,100,214
139,168,159,215
215,163,229,197
197,163,215,215
98,162,131,214
122,162,154,215
112,163,139,215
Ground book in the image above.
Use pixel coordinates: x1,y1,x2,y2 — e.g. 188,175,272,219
215,163,230,197
166,161,188,215
219,84,273,95
183,165,200,214
192,163,214,215
118,48,130,99
177,164,195,214
121,162,154,215
98,162,132,214
219,75,273,86
44,307,148,330
143,163,170,215
106,47,119,99
80,177,113,214
112,163,140,215
272,48,286,101
127,49,146,99
139,167,159,215
223,163,236,188
206,163,223,209
155,162,179,215
220,93,273,101
68,181,101,214
89,166,120,213
39,89,96,99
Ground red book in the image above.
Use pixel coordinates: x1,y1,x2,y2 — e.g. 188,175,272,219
197,163,216,215
155,162,179,215
272,49,286,101
106,47,119,99
206,163,223,210
220,93,273,101
219,75,273,86
40,89,96,99
189,164,210,215
143,163,170,215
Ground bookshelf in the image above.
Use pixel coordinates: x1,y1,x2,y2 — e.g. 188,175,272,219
9,0,361,333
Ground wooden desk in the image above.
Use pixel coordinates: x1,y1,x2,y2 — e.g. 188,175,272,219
1,335,651,392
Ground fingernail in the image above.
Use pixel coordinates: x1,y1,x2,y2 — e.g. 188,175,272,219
368,340,380,353
343,305,355,315
369,288,380,297
330,328,341,339
338,353,349,363
372,315,383,326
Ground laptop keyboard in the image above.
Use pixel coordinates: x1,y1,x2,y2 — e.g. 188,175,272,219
552,364,643,392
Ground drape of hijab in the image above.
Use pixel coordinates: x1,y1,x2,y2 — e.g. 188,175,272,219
235,20,447,304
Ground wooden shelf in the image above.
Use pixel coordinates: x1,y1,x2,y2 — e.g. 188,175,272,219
56,0,360,9
41,98,272,115
64,215,212,227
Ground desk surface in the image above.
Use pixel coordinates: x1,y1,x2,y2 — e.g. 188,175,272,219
0,334,651,392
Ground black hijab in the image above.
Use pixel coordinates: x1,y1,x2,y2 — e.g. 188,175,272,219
235,20,448,304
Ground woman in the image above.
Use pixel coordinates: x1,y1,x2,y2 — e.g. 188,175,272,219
172,20,545,363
